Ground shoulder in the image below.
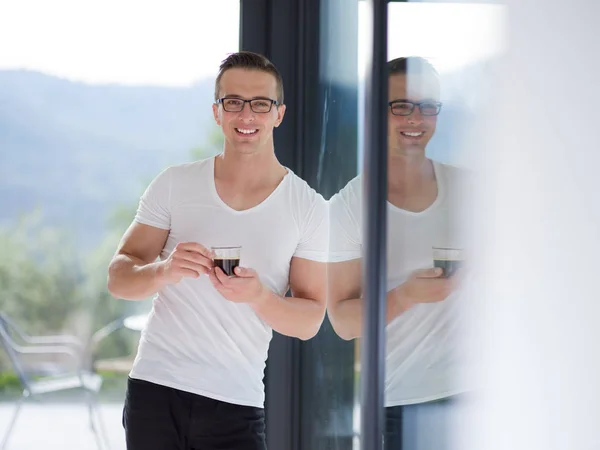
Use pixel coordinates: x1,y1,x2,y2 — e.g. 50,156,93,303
330,174,362,209
165,157,213,178
435,162,476,210
284,170,326,206
437,161,471,177
142,158,213,202
152,158,213,188
436,162,474,188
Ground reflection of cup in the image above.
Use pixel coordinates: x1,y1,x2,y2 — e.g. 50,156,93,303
432,247,463,278
211,246,241,276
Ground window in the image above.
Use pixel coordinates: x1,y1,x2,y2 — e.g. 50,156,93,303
0,1,240,448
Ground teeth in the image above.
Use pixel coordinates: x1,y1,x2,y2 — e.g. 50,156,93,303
401,132,423,137
236,128,257,134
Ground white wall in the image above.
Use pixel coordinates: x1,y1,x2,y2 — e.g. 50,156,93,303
462,1,600,449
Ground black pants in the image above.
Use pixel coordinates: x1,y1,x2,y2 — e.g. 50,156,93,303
384,404,405,450
123,377,267,450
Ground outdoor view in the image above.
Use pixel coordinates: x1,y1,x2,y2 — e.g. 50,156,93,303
0,1,240,448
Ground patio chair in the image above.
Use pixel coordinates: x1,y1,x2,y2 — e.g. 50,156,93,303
0,312,112,450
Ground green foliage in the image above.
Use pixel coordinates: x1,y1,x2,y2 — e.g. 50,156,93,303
0,371,21,394
0,369,129,401
80,229,142,361
0,210,85,334
0,210,136,371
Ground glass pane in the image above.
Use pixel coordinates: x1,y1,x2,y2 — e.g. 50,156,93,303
0,1,240,448
308,1,361,450
381,2,506,450
327,1,507,450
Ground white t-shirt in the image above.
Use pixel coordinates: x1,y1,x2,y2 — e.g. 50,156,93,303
129,156,328,408
329,161,472,407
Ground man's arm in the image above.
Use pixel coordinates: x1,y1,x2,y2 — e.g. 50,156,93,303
254,256,327,341
327,259,454,341
107,222,169,300
327,259,412,341
107,222,212,300
210,256,327,341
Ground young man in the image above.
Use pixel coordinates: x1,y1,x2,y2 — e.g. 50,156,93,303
327,57,470,449
107,51,328,450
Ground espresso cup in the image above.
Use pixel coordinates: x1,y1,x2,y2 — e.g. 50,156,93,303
211,246,242,276
432,247,463,278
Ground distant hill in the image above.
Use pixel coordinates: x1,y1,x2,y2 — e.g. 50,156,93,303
0,70,218,247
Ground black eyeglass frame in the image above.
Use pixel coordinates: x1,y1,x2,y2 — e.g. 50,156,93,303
388,100,443,116
216,96,280,113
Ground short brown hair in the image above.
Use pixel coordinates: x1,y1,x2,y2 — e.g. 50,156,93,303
214,51,284,104
388,56,439,78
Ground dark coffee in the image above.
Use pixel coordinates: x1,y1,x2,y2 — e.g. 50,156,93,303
214,258,240,276
434,259,462,278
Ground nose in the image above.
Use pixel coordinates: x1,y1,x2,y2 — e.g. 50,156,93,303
238,102,255,121
407,108,424,125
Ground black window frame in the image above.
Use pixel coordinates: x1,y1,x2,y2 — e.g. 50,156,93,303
240,1,387,449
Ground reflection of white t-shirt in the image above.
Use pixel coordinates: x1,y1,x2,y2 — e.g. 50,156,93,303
129,156,328,408
329,161,471,406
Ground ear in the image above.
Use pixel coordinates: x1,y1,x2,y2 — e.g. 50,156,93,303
274,104,286,127
212,103,221,126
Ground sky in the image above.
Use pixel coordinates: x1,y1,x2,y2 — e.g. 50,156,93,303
0,0,506,86
0,0,240,86
372,2,507,75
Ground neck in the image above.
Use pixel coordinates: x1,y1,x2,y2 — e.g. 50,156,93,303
387,151,435,194
216,143,284,185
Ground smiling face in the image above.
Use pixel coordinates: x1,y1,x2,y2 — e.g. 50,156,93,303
388,72,441,158
212,68,286,155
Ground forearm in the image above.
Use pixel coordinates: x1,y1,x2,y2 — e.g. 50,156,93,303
107,254,165,300
328,291,412,341
251,289,326,341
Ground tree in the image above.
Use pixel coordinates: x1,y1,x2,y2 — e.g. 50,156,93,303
0,211,87,371
0,210,85,333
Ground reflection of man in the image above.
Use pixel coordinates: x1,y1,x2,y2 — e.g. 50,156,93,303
107,51,328,450
328,57,469,449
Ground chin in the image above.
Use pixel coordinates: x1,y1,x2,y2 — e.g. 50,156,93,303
230,144,261,155
393,146,425,156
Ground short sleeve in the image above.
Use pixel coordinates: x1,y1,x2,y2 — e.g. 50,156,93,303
293,191,329,262
134,167,172,230
328,181,362,263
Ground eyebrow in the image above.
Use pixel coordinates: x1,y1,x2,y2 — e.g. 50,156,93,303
389,98,439,103
222,95,274,101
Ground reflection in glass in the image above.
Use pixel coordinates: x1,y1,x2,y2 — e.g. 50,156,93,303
329,56,470,450
328,2,506,449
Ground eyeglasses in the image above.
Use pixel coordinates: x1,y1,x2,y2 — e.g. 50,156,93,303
388,100,442,116
217,97,279,113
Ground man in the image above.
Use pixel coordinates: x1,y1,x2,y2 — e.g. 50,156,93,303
327,56,470,449
107,51,328,450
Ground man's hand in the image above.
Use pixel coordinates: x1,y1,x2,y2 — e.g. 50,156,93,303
391,267,459,310
209,266,268,306
156,242,214,285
